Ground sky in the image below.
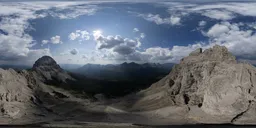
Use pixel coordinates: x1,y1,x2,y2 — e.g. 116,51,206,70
0,0,256,65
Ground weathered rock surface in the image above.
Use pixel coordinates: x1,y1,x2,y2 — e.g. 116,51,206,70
32,56,74,83
0,56,76,123
116,45,256,124
0,69,33,118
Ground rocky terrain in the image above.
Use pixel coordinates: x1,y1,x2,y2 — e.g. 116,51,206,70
1,45,256,127
114,45,256,124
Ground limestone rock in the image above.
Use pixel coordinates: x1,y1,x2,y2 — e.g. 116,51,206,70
189,48,202,56
32,56,74,83
120,45,256,124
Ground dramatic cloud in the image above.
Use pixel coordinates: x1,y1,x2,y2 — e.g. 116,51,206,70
69,30,90,41
138,14,181,25
0,2,99,64
113,45,135,55
204,22,256,59
93,32,141,54
70,48,79,55
51,35,62,44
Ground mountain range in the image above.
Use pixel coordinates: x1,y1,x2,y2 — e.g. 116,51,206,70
2,45,256,126
73,62,174,80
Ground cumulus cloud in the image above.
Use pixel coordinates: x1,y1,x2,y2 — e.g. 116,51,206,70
51,35,62,44
138,13,181,25
93,32,141,55
201,10,234,20
133,28,139,32
69,32,80,40
69,30,90,41
203,22,256,59
205,23,230,37
113,45,135,55
41,40,49,46
91,31,204,63
0,2,99,64
140,33,146,39
0,4,52,63
199,21,207,27
70,48,79,55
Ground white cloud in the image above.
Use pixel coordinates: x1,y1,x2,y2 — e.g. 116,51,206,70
140,33,146,39
48,5,98,19
206,23,230,37
0,2,98,64
69,32,80,40
138,13,181,25
70,48,79,55
69,30,90,41
93,33,141,53
133,28,139,32
203,22,256,59
41,40,49,45
201,10,234,20
199,21,207,27
162,2,256,21
50,35,62,44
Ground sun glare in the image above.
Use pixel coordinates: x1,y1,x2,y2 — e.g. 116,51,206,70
93,30,102,38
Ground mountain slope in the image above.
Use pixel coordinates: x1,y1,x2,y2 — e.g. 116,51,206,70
74,62,174,81
115,45,256,124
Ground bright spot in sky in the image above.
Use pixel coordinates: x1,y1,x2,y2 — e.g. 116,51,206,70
93,30,102,39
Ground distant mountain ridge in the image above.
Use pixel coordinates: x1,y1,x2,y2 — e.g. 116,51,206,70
74,62,174,80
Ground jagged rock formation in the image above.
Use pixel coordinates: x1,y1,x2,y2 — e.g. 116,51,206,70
32,56,74,83
0,69,33,119
0,56,76,123
117,45,256,124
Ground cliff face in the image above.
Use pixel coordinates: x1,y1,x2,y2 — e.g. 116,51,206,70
32,56,74,83
0,56,74,122
119,45,256,124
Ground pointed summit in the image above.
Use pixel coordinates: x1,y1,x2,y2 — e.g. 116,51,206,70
181,45,236,64
33,56,57,67
32,56,73,83
32,56,62,72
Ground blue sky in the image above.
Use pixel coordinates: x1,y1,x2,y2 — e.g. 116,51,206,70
0,0,256,65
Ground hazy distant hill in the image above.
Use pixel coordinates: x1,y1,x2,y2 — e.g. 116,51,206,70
73,62,174,81
0,64,31,70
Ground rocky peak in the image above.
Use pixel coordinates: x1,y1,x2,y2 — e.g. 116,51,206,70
202,45,236,62
31,56,73,83
181,45,236,64
32,56,61,71
33,56,58,68
129,45,256,122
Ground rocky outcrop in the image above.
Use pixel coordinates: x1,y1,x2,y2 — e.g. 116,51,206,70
0,56,75,122
119,45,256,124
32,56,74,83
0,69,34,119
